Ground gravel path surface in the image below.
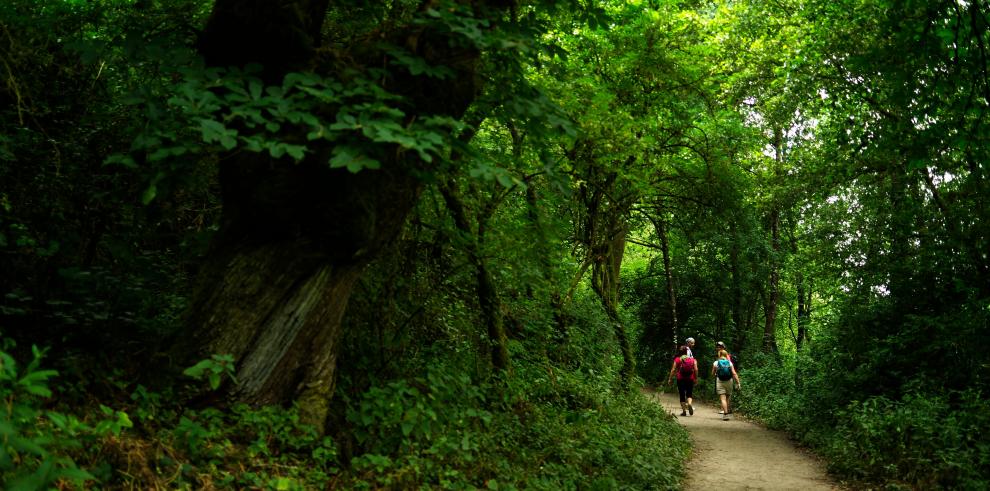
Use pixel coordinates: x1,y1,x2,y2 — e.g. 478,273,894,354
649,389,843,490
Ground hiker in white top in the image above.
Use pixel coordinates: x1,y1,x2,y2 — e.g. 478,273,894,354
710,349,741,420
684,337,695,358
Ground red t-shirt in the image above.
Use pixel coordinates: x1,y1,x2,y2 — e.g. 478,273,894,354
674,356,697,382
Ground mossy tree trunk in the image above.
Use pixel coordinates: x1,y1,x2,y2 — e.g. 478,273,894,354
574,151,636,390
439,180,510,372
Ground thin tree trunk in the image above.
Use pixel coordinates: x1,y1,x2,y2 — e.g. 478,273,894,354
788,216,810,352
796,272,809,351
439,180,510,372
652,213,679,352
730,220,744,345
763,209,781,354
563,257,593,306
525,181,570,337
888,162,911,302
763,128,783,354
592,224,635,390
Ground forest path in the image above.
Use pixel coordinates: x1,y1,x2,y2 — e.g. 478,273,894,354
647,389,842,490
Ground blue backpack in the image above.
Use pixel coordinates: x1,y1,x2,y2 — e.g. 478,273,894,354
716,359,733,381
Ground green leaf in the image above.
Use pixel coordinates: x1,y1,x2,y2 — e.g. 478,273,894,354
183,359,213,378
199,119,227,142
141,183,157,205
285,145,306,161
103,154,137,168
283,72,320,89
18,369,57,394
117,411,133,429
329,146,380,173
249,80,263,100
53,467,94,484
23,384,52,397
219,135,237,150
47,412,67,430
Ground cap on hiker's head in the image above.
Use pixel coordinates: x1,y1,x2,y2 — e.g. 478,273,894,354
716,341,726,348
685,337,695,344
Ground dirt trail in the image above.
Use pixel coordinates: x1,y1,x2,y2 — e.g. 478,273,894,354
649,390,842,490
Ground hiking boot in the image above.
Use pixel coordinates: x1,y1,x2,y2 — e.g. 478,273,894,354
680,410,687,417
722,413,730,421
688,404,694,416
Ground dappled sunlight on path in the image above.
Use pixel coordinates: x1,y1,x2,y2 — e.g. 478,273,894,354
646,389,842,490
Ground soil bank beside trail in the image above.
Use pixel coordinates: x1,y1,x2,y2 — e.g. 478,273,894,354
649,389,842,490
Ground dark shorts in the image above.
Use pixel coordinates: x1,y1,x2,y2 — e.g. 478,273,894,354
676,379,694,402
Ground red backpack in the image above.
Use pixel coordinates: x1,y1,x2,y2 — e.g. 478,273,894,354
677,356,696,379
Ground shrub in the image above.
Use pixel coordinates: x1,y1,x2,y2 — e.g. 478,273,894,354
0,340,132,490
736,352,990,489
826,391,990,490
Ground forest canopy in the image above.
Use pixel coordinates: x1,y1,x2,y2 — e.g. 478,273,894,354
1,0,988,489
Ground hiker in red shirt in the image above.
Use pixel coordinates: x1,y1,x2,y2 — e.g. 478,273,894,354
665,345,698,416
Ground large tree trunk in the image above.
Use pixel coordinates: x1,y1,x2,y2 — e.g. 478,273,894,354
177,159,422,429
177,0,502,432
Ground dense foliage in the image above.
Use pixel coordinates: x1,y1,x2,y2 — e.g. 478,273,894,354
2,0,988,489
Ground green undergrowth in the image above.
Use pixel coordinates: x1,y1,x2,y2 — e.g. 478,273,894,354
734,356,990,490
335,364,689,490
2,342,690,490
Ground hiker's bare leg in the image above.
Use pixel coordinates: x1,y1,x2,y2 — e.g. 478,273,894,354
720,394,729,414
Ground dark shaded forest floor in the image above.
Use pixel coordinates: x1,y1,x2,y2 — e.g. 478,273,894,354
648,389,842,490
